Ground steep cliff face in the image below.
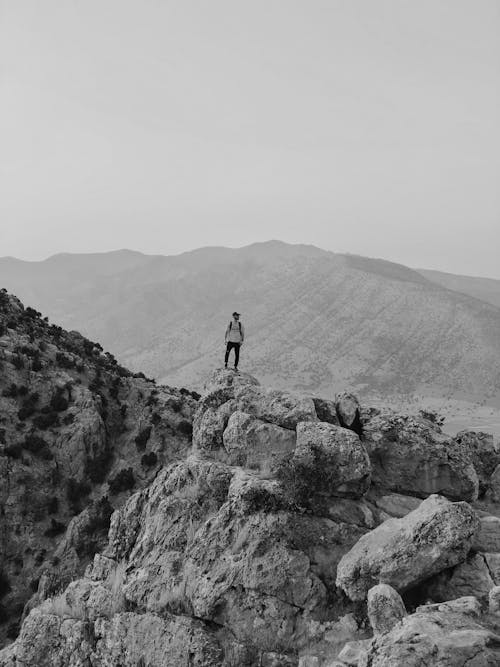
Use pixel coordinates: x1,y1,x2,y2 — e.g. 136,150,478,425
2,365,500,666
0,290,198,646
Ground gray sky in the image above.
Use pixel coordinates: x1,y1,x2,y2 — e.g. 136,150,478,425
1,0,499,277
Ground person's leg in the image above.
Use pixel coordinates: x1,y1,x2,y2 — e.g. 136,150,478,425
224,342,232,367
234,343,240,369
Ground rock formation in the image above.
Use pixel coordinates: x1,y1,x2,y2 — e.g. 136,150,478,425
1,298,500,665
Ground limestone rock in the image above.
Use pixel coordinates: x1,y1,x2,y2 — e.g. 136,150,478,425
359,605,500,666
234,384,318,430
336,494,478,600
416,596,481,617
337,639,371,665
473,515,500,553
277,422,371,503
367,584,407,636
335,392,362,431
423,553,494,603
488,464,500,503
489,586,500,614
223,410,296,467
454,430,500,496
203,367,260,393
363,413,479,501
484,553,500,585
374,494,421,518
312,398,339,425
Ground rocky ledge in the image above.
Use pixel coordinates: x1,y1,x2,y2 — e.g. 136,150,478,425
2,367,500,666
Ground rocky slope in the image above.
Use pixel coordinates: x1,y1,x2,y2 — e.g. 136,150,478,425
3,366,500,665
0,289,198,647
2,242,500,403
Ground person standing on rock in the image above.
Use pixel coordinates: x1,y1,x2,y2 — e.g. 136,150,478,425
225,311,244,371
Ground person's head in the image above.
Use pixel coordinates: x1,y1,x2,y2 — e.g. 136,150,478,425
232,311,240,321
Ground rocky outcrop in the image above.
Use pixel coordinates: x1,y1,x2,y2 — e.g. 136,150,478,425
363,413,479,501
454,430,500,496
359,600,500,666
0,290,197,647
336,495,478,600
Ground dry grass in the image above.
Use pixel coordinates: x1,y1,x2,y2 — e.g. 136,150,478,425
105,561,127,615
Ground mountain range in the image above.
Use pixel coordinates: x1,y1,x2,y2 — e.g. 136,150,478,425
1,241,499,405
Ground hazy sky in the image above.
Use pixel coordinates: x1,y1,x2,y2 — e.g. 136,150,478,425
1,1,499,277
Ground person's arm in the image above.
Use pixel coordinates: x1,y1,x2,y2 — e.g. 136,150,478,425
240,323,245,343
224,323,230,343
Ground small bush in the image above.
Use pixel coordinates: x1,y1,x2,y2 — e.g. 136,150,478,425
32,357,43,372
67,478,91,514
2,383,18,398
141,451,158,467
47,496,59,514
0,571,11,598
4,443,22,459
85,447,113,483
151,412,161,425
12,355,24,370
33,412,59,430
50,389,69,412
55,352,75,369
23,433,53,460
177,420,193,436
135,426,152,451
108,468,135,495
44,519,66,538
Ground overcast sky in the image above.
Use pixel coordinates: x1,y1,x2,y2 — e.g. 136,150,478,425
1,1,499,277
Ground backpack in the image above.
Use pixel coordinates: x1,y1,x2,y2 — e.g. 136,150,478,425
229,321,242,333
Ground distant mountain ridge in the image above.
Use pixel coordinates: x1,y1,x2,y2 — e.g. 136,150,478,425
1,241,500,403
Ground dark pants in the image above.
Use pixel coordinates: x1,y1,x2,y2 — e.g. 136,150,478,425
225,342,241,368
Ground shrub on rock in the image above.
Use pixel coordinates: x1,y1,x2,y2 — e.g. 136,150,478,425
276,421,371,505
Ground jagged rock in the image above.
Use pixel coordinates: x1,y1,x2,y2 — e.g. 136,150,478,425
203,367,260,393
363,413,479,501
422,553,494,603
277,422,371,503
489,586,500,614
359,605,500,666
233,384,318,430
312,398,339,425
483,553,500,585
473,515,500,553
222,410,296,466
487,464,500,503
192,405,228,452
337,639,371,665
367,584,407,635
416,596,481,617
336,494,478,600
374,494,421,518
454,430,500,496
335,392,361,430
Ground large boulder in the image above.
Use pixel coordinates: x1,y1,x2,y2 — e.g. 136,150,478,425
276,422,371,503
222,411,296,467
363,413,479,501
233,384,318,430
454,430,500,496
336,494,478,601
367,584,407,636
359,604,500,666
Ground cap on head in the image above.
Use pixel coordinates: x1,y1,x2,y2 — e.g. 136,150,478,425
232,311,240,317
